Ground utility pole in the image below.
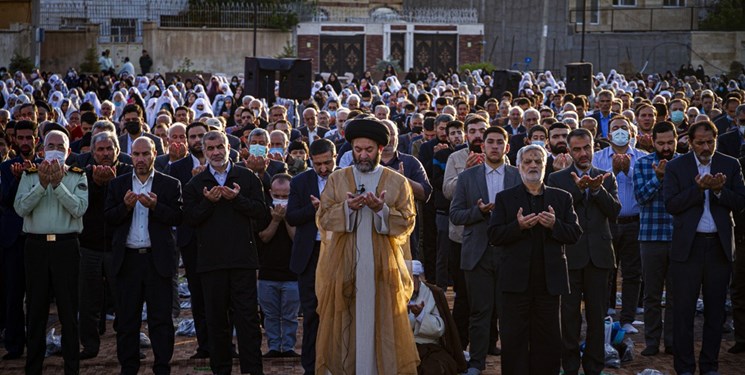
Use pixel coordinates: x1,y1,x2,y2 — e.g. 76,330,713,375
538,0,549,71
253,0,258,57
32,0,41,68
580,0,587,62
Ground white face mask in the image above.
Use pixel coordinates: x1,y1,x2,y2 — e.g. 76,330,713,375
44,150,66,164
272,198,288,207
610,128,630,147
532,140,545,148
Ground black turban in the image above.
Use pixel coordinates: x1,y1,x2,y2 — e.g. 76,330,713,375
344,118,390,146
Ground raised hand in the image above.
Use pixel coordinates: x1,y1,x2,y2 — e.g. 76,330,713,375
346,191,366,211
203,185,222,202
92,165,116,186
570,171,592,190
124,190,139,210
220,182,241,200
137,192,158,209
310,194,320,209
537,205,556,229
191,165,206,176
652,159,667,181
465,151,484,168
364,190,386,212
587,172,611,191
709,173,727,193
476,198,494,214
517,207,540,230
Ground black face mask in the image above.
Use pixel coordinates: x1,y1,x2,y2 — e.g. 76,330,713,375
124,121,141,135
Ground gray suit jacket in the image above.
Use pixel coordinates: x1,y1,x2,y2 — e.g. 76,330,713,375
449,163,521,271
154,154,173,174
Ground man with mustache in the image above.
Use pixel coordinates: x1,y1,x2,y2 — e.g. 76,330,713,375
545,122,572,177
488,144,582,375
631,121,679,357
0,120,40,361
664,120,745,375
78,131,132,360
547,128,620,375
183,131,267,375
105,137,182,375
315,117,418,374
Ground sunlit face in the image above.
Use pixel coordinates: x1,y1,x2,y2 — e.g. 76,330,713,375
519,149,545,184
131,139,155,176
311,150,335,178
352,138,382,173
653,131,676,161
93,138,118,166
549,128,569,154
204,137,229,169
690,127,716,164
169,126,186,146
568,134,593,170
447,127,464,146
482,132,508,165
637,107,656,132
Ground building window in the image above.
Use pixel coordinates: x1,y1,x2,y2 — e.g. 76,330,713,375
110,18,136,43
663,0,685,6
612,0,636,6
576,0,600,25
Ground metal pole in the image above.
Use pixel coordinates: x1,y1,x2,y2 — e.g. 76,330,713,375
253,0,258,57
32,0,40,68
509,35,515,69
580,0,587,62
538,0,549,71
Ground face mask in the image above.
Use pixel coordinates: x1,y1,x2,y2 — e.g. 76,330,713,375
124,121,141,135
269,147,284,156
610,128,630,147
532,140,545,148
362,101,371,107
249,144,267,157
44,150,66,164
328,110,337,117
670,110,685,124
272,198,288,207
253,109,260,118
114,101,124,107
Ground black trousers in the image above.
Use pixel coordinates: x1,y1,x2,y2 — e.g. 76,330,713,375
449,241,470,350
298,242,320,374
608,221,642,325
115,251,174,375
78,246,116,355
202,268,263,375
561,264,609,375
1,236,26,357
672,236,731,375
24,236,79,375
463,247,501,371
501,291,561,375
181,240,210,354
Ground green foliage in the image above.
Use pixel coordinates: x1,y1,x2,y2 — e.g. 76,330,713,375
79,46,100,74
275,40,296,58
176,57,196,73
9,52,35,73
459,62,496,74
267,11,299,31
699,0,745,31
375,57,401,74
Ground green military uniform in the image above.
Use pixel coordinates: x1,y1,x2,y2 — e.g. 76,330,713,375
13,165,88,375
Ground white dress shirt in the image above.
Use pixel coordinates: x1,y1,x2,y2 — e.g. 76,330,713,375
484,163,505,204
126,171,154,248
695,157,718,233
209,162,231,186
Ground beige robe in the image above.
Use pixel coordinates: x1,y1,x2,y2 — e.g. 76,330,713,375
315,166,419,375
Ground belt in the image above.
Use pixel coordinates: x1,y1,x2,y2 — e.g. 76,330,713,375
616,215,639,224
27,233,78,242
126,247,152,254
695,232,718,238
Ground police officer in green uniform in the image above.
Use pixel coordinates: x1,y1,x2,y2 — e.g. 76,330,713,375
14,130,88,375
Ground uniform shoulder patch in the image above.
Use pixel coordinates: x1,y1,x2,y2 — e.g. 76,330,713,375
70,166,84,174
25,166,38,174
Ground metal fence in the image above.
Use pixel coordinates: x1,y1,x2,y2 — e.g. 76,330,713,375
568,6,711,33
302,7,479,24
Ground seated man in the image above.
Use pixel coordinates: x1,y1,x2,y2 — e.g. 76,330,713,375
409,260,467,375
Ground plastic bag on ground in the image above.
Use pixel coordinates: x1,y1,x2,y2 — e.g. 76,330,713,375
178,282,191,298
637,370,665,375
620,337,635,363
45,328,61,358
605,343,621,368
176,318,196,337
180,299,191,309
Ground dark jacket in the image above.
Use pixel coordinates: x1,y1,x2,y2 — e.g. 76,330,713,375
183,163,267,273
80,161,133,250
286,168,321,274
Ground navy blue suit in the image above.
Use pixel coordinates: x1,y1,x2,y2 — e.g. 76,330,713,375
285,168,322,373
664,151,745,374
717,128,742,159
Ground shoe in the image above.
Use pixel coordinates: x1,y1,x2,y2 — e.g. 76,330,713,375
79,351,98,360
728,342,745,354
263,350,282,358
487,346,501,356
281,350,300,358
139,332,152,348
1,352,22,360
139,351,146,359
621,323,638,334
640,346,659,356
606,308,616,316
189,350,210,359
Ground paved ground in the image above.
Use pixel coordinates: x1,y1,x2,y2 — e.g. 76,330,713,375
2,290,745,374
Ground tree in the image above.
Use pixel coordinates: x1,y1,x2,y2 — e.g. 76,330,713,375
699,0,745,31
9,52,34,73
79,46,100,74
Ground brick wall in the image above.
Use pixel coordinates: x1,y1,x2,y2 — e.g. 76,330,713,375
458,35,483,66
297,35,320,73
366,35,383,73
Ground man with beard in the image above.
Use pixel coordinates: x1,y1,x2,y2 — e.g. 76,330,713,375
545,122,572,177
79,131,133,360
15,130,88,375
547,128,621,375
489,144,582,375
450,126,522,375
0,120,40,360
664,120,745,375
442,115,489,351
632,122,678,356
105,137,182,375
154,123,187,173
315,118,418,374
167,121,211,359
286,138,336,374
117,104,164,156
183,131,266,375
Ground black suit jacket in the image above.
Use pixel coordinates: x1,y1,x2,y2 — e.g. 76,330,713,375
0,156,40,247
714,115,734,135
488,184,582,295
118,132,165,156
183,163,267,273
503,124,526,135
286,169,321,274
418,138,443,179
168,156,199,247
298,126,330,140
547,166,621,270
664,151,745,262
104,171,183,278
717,129,742,159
